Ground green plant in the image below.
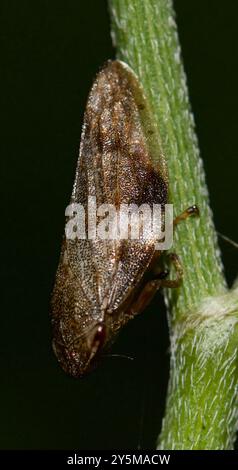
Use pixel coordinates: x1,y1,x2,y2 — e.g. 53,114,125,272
109,0,238,449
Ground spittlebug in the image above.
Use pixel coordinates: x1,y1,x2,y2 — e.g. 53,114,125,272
51,60,198,377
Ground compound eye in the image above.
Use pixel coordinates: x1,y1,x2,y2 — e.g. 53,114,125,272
92,323,106,352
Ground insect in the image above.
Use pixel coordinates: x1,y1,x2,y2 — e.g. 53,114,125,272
51,60,199,378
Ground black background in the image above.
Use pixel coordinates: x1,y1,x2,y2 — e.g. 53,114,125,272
1,0,238,449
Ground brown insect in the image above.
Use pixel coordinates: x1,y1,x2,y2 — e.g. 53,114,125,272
51,60,198,378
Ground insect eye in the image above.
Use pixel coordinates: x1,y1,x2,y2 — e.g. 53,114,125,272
92,323,106,351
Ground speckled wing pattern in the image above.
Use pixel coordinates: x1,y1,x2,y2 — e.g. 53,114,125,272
51,60,168,376
68,60,167,314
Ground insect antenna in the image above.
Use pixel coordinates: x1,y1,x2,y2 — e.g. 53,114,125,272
217,232,238,249
102,353,134,361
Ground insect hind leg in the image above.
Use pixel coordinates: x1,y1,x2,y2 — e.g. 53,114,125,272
160,205,199,287
128,205,199,315
159,252,183,288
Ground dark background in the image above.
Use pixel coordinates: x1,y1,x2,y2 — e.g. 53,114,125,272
1,0,238,450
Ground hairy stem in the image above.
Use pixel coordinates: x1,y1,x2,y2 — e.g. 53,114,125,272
109,0,238,450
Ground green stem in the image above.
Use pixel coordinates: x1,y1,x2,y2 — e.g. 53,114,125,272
109,0,238,450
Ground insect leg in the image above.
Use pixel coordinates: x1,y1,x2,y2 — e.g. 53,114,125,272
129,206,199,315
159,252,183,288
173,204,199,227
128,253,183,316
156,205,199,287
158,204,199,287
152,205,199,276
129,270,168,316
158,205,199,287
127,255,182,320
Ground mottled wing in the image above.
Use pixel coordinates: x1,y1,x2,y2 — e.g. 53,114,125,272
66,60,168,314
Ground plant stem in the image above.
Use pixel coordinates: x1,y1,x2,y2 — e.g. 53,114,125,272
108,0,238,449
